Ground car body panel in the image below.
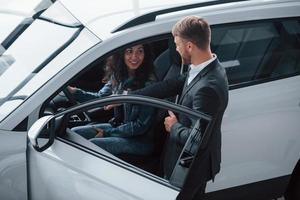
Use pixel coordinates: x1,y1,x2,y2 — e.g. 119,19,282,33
207,75,300,192
0,130,27,200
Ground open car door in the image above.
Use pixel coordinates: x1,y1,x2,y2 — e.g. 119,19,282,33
27,95,211,200
169,111,213,199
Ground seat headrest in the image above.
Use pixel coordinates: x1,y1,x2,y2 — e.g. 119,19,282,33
154,38,181,81
154,50,171,81
168,39,181,66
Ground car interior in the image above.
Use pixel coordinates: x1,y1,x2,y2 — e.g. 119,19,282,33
41,36,186,178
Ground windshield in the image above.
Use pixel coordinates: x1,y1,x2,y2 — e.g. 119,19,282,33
0,0,100,122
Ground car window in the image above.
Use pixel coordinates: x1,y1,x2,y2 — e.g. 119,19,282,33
211,18,300,86
44,38,170,117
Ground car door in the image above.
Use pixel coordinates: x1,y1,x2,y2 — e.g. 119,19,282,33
27,95,212,200
206,17,300,195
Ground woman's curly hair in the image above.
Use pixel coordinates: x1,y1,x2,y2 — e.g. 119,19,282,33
109,43,154,90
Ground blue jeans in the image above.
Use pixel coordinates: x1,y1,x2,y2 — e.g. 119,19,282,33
71,123,153,155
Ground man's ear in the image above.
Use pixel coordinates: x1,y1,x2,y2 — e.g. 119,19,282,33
187,41,193,53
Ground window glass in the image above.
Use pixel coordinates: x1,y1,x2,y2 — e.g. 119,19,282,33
211,18,300,85
0,19,78,99
0,0,51,74
0,1,100,122
0,14,25,44
1,0,48,14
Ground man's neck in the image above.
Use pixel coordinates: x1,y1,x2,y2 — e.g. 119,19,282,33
191,49,213,66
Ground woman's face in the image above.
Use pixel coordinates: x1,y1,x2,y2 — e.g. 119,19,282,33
124,44,145,71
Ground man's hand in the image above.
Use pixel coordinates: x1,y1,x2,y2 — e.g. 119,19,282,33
164,110,178,132
95,128,104,138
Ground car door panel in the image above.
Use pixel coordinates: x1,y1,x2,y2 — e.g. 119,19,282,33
28,138,179,200
27,95,212,199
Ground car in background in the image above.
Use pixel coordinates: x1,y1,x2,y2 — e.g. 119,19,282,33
0,0,299,199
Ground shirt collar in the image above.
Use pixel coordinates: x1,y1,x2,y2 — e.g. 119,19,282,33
189,54,217,72
188,54,217,81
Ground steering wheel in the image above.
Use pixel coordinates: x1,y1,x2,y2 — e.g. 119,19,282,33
62,88,78,106
62,88,91,122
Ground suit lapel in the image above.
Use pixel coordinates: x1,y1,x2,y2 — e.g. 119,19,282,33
179,59,219,104
179,73,201,104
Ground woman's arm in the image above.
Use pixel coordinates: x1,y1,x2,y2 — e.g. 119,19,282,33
72,81,113,103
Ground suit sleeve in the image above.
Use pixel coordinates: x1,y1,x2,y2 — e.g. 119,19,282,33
132,75,185,98
170,87,220,146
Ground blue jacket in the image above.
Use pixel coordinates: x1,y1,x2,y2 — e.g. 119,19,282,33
74,76,156,138
73,81,113,103
104,77,156,138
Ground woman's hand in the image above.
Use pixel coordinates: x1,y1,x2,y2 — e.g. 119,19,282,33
68,86,77,94
104,104,121,110
95,128,104,138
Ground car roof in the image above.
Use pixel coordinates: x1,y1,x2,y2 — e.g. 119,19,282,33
59,0,299,40
59,0,215,38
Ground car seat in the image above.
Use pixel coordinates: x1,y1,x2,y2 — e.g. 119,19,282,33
154,38,181,82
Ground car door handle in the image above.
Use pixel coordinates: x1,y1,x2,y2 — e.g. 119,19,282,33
179,155,194,168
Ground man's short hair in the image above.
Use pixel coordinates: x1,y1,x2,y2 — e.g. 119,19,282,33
172,16,211,50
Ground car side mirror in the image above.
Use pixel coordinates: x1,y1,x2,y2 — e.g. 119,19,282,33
28,115,55,152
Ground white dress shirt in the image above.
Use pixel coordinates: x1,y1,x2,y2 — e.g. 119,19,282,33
187,54,217,85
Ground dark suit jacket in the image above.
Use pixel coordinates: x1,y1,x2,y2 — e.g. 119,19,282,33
134,59,228,198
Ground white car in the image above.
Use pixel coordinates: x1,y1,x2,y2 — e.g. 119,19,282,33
0,0,299,199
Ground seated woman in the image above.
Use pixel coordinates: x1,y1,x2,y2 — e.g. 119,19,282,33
71,44,157,156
